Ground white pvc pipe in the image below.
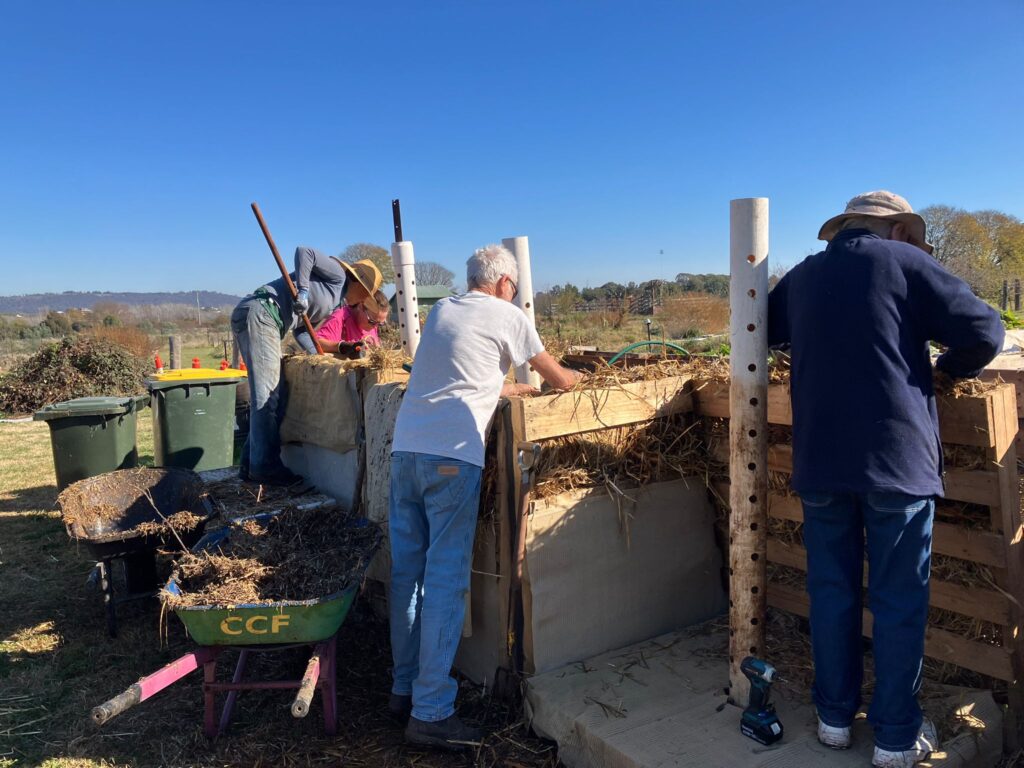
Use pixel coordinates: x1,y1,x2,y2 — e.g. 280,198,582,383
390,241,421,358
502,236,542,388
727,197,769,704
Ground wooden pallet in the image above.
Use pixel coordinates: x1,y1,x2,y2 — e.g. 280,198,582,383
694,381,1024,746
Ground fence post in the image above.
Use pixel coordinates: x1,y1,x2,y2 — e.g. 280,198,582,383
728,197,769,703
169,336,181,370
1002,280,1009,311
1015,280,1020,313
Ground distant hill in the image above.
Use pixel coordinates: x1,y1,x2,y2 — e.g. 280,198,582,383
0,291,242,314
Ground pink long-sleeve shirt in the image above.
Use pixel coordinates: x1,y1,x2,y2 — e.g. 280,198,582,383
315,305,379,346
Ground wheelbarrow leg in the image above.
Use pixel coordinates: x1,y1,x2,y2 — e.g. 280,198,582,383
322,635,337,736
100,559,117,638
217,649,249,737
203,654,218,739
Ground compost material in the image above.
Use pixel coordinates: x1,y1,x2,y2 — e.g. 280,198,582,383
0,335,148,414
165,504,382,607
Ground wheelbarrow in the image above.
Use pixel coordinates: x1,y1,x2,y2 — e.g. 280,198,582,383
92,511,380,738
57,467,216,637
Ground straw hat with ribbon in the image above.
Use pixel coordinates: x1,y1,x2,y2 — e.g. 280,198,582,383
818,190,934,255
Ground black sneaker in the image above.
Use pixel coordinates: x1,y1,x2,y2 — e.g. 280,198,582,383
250,467,304,487
405,714,482,751
388,693,412,722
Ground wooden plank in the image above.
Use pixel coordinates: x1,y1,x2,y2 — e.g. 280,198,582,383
765,539,1011,625
510,374,693,441
710,442,1001,507
693,380,792,425
942,468,1002,507
694,380,999,447
767,582,1014,681
713,481,1008,569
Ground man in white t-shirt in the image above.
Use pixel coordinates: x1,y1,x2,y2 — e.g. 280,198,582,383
389,244,579,749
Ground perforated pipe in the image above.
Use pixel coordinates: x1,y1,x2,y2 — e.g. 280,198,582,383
502,236,542,389
728,197,769,703
390,241,421,358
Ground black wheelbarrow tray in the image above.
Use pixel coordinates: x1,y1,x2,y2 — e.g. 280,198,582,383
57,467,216,636
57,467,215,560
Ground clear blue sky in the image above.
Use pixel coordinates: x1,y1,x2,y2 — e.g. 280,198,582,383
2,1,1022,296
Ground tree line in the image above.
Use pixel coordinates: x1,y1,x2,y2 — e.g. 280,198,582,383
920,206,1024,304
532,205,1023,316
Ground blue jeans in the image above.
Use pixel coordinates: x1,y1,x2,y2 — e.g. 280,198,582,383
800,491,934,751
231,298,286,477
388,451,482,722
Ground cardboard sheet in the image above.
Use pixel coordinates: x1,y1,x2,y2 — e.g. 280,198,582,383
279,355,362,452
524,479,727,675
526,630,1003,768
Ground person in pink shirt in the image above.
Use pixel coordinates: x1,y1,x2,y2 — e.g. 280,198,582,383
316,290,389,353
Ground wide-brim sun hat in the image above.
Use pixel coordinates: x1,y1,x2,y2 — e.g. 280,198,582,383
818,190,934,255
330,257,383,298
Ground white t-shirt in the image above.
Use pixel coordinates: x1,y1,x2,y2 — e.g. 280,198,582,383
392,291,545,467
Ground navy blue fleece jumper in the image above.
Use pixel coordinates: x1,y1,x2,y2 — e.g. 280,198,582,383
766,229,1004,497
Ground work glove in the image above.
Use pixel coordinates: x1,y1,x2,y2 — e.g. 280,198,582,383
293,288,309,315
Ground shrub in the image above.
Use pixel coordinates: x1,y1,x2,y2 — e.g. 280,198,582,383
90,325,155,359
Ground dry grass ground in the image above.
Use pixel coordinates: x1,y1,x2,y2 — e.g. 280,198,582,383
0,419,552,768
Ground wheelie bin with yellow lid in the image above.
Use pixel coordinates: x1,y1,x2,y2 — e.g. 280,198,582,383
147,368,245,472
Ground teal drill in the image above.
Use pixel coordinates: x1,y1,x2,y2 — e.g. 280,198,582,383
739,656,784,746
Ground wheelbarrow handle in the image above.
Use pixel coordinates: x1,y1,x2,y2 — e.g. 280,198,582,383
92,647,220,726
92,684,142,725
291,651,322,718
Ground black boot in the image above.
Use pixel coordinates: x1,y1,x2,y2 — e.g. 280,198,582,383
405,714,482,751
388,693,412,722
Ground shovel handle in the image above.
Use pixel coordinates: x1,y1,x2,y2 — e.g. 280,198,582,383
250,202,325,355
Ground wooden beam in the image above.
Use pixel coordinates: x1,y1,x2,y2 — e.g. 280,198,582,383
509,374,693,441
767,582,1014,682
987,383,1024,750
765,538,1011,625
694,380,1000,447
692,380,792,425
712,481,1008,570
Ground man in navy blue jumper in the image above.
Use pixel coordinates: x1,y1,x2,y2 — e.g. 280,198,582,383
767,191,1003,768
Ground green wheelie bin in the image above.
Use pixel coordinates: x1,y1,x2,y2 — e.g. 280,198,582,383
147,368,244,472
34,395,150,491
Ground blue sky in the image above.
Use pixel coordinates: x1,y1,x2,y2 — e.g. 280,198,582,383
1,1,1022,296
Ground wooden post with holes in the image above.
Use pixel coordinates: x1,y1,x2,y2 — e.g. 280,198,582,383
727,197,769,703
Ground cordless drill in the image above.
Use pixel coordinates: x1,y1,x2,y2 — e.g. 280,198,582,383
739,656,784,746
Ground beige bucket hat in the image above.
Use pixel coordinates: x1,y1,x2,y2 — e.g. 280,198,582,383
818,190,934,254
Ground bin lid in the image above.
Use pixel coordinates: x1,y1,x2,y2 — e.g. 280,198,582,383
33,394,149,420
147,368,244,390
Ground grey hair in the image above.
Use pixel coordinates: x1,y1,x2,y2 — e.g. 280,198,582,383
836,215,894,238
467,244,518,289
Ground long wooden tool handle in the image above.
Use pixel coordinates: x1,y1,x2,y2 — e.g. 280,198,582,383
250,202,325,355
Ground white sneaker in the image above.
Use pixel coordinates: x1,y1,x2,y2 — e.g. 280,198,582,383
817,718,852,749
872,719,938,768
